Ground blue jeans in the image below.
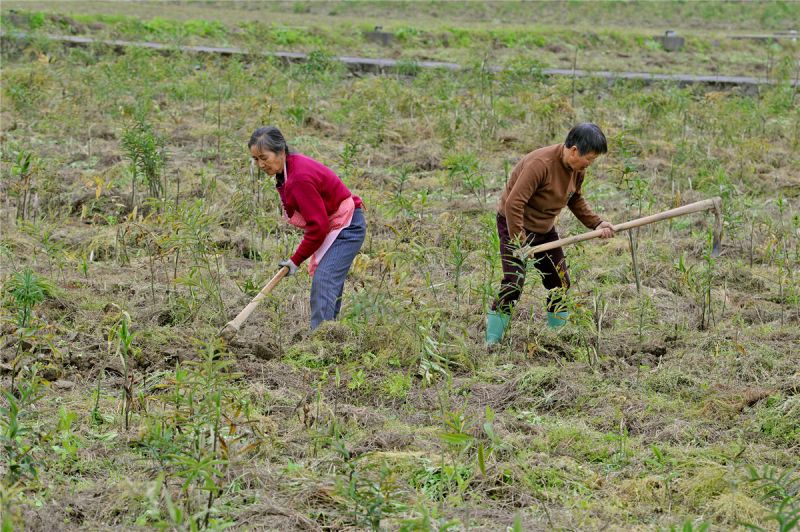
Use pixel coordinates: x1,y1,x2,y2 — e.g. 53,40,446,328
310,208,366,330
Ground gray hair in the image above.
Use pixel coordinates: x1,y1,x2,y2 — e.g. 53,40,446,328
248,126,290,154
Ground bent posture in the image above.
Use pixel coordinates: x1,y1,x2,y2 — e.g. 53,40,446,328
249,126,366,330
487,123,614,344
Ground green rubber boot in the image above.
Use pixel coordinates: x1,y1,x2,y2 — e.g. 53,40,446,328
486,310,511,345
546,311,569,330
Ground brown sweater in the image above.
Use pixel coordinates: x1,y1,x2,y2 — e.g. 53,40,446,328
497,143,602,239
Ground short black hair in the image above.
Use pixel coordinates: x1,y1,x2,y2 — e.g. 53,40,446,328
564,123,607,155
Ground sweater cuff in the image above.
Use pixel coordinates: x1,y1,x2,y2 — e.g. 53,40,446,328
290,250,307,266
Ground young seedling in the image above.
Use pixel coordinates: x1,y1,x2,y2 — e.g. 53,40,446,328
108,312,135,430
11,151,34,223
4,268,53,394
121,114,167,207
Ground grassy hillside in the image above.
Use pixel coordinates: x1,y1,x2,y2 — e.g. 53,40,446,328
3,2,800,77
5,0,800,31
1,4,798,530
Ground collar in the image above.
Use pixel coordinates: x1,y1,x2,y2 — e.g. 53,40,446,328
275,158,288,188
559,144,574,173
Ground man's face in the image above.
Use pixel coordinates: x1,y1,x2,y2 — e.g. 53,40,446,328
565,146,599,172
250,145,285,176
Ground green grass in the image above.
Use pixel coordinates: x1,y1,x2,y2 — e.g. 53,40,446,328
1,5,799,530
5,0,799,32
2,2,799,77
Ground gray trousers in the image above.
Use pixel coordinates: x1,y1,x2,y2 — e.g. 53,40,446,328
310,208,366,330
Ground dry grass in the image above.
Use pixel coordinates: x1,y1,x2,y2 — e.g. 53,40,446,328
1,4,798,529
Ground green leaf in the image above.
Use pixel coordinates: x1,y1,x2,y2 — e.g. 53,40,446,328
439,432,472,446
477,442,486,475
510,513,523,532
483,421,495,441
652,444,663,462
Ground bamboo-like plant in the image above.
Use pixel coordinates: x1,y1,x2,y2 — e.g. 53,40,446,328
108,311,135,430
0,368,43,485
11,151,34,223
121,115,167,206
3,268,54,394
5,268,53,329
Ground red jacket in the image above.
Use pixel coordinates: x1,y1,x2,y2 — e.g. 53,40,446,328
277,153,363,266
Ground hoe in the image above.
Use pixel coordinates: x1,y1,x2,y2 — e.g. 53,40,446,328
514,196,723,260
220,198,722,341
219,266,288,341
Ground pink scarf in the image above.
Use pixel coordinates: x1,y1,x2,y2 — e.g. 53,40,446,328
284,196,356,276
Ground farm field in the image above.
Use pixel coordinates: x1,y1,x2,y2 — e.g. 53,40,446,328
1,1,799,530
3,1,800,77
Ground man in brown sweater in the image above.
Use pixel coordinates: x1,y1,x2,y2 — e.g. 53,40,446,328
486,123,615,344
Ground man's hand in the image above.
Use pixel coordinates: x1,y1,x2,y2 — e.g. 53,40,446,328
278,258,299,276
596,221,615,239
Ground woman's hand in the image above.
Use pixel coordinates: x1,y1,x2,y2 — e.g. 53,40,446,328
278,259,299,276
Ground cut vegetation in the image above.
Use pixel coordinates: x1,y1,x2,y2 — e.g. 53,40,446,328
1,1,798,530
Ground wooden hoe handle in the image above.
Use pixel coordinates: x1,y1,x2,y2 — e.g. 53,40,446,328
515,197,723,260
220,266,289,340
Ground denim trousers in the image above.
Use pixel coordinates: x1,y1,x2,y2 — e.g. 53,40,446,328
309,208,366,330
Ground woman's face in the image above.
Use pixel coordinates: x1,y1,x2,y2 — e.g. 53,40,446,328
250,145,285,176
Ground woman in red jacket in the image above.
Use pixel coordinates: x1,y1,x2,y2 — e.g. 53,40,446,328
249,126,366,330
